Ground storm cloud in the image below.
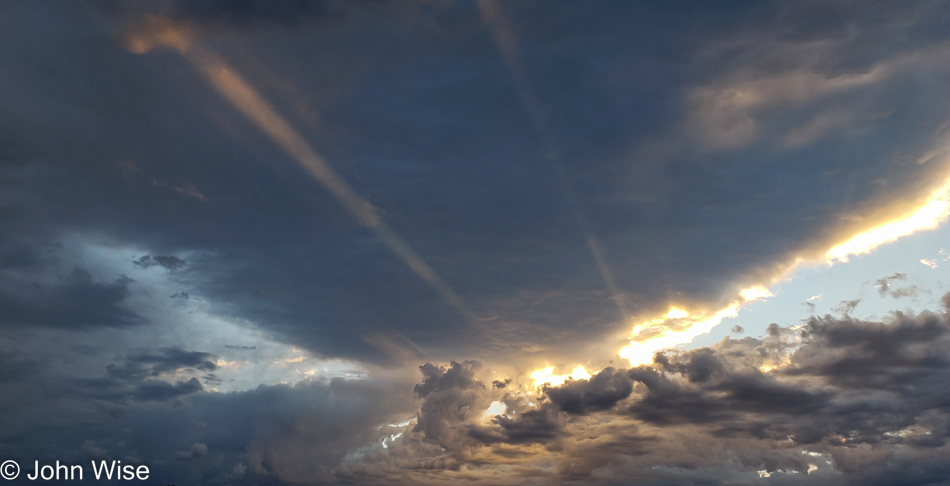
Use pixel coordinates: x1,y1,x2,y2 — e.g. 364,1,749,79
2,0,950,363
2,300,950,484
3,0,950,484
345,299,950,485
0,268,142,329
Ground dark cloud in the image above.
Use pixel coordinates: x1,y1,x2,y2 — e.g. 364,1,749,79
414,360,483,398
132,348,218,373
133,376,204,401
833,298,861,315
4,302,950,484
0,354,38,384
56,348,222,405
791,311,950,395
5,1,950,483
134,254,187,270
888,285,920,299
412,361,566,449
625,304,950,452
2,0,949,366
0,268,143,329
96,0,425,33
0,242,48,270
624,366,735,426
654,348,725,383
545,367,633,414
340,299,950,484
875,272,906,296
106,347,218,381
412,360,487,452
875,272,919,299
174,442,207,460
468,402,563,446
1,374,416,486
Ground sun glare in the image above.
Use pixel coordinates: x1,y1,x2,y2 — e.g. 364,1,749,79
826,178,950,262
666,307,688,319
529,365,591,388
613,285,774,366
528,173,950,380
607,172,950,369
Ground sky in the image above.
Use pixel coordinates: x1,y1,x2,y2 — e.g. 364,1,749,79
3,1,950,484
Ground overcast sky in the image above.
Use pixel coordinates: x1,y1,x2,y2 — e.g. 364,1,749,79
3,1,950,485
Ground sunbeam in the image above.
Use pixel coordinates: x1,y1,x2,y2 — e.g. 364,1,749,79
126,21,474,324
478,0,629,322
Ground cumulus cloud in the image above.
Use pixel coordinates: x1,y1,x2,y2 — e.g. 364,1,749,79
175,442,207,460
545,367,633,414
0,370,416,485
412,361,489,452
2,299,950,485
337,297,950,484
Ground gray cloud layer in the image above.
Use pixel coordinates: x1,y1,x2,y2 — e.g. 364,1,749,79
4,300,950,484
3,0,950,363
4,1,950,484
343,300,950,485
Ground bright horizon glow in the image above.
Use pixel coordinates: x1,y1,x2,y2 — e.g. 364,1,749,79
611,174,950,368
616,285,773,366
825,178,950,263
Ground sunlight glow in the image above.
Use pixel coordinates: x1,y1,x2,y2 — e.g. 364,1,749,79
666,307,689,319
619,286,773,366
826,178,950,262
614,172,950,368
739,285,772,301
530,365,591,388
